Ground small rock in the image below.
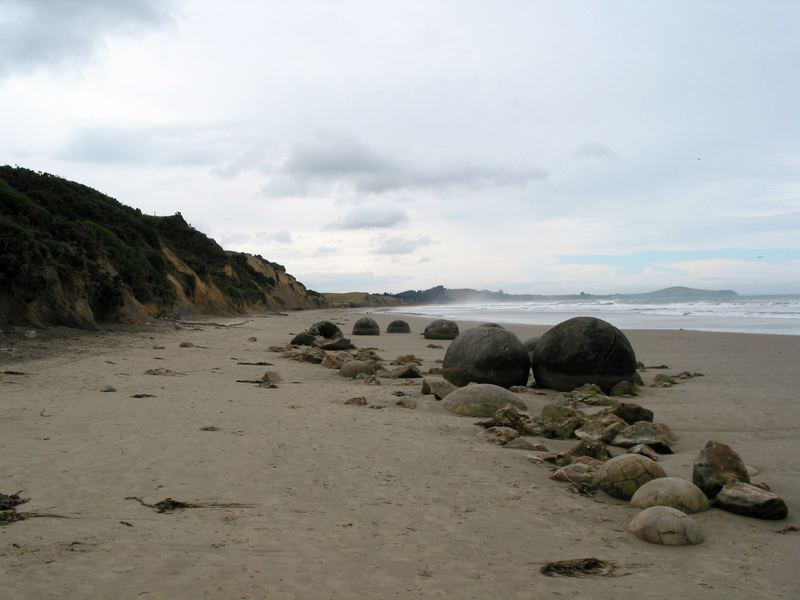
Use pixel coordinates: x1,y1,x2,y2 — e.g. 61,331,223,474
551,462,598,484
388,364,423,379
716,481,788,520
395,398,418,409
574,414,626,443
541,404,587,439
612,422,673,454
421,376,457,400
426,344,443,349
607,401,654,424
24,330,38,339
391,354,423,365
629,506,704,546
528,451,572,467
476,404,538,435
152,345,165,350
627,444,660,461
478,426,520,445
651,373,677,387
345,397,368,406
261,371,282,384
567,439,612,461
247,337,257,342
504,438,546,451
179,341,194,348
101,385,117,393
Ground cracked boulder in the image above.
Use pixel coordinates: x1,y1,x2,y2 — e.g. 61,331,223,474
531,317,638,393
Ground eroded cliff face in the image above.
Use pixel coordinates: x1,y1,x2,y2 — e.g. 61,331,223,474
0,166,326,328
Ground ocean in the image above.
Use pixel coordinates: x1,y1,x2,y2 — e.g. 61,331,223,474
381,295,800,336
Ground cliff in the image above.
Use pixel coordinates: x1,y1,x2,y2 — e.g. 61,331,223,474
0,166,326,329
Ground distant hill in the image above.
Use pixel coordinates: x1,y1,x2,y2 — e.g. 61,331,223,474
344,285,740,306
0,166,325,328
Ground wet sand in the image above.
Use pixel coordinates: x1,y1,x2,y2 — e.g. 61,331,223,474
1,309,798,599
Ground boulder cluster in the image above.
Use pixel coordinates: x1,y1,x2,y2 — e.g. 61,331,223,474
274,313,789,549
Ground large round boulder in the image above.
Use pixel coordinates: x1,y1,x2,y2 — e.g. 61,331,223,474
352,317,380,336
441,327,530,389
531,317,637,393
386,320,411,333
593,454,666,500
424,319,459,340
630,477,710,514
442,383,527,417
629,506,704,546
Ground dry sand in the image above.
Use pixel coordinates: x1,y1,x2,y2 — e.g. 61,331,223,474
1,309,798,599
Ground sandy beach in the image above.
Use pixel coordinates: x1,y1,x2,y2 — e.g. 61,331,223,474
1,309,798,599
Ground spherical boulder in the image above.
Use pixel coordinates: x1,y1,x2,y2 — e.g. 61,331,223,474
442,383,527,417
477,322,504,328
386,320,411,333
307,320,343,340
352,317,380,336
441,327,530,389
290,332,317,346
592,454,666,500
628,506,704,546
424,319,459,340
630,477,710,513
531,317,637,393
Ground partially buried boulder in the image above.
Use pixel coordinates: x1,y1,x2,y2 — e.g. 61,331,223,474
442,383,527,417
424,319,460,340
629,506,704,546
593,454,666,500
352,317,380,335
630,477,710,514
531,317,638,393
692,440,750,499
441,327,530,389
386,320,411,333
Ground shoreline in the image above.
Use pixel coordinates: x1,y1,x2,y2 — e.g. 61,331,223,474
1,307,797,599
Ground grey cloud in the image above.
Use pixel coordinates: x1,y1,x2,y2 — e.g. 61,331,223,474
324,206,409,230
58,124,235,166
0,0,174,79
218,232,252,246
261,135,548,196
372,235,435,255
255,229,293,244
313,246,338,256
573,142,618,160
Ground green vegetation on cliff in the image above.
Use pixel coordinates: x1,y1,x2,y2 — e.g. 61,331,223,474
0,166,324,327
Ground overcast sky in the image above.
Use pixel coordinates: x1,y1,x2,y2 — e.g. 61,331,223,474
2,0,799,294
